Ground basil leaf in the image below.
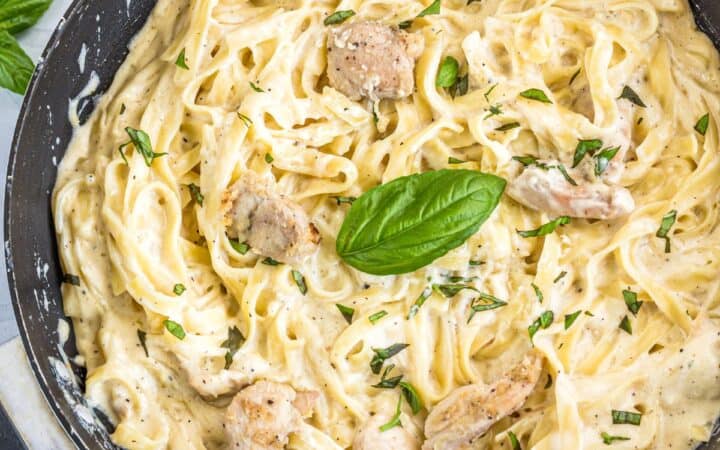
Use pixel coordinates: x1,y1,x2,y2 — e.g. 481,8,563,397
237,112,252,127
517,216,570,238
0,0,51,34
512,155,538,167
623,289,642,316
555,164,577,186
564,310,582,330
569,68,581,86
436,56,459,88
618,86,646,108
398,20,413,29
417,0,440,17
164,320,186,340
619,315,632,334
370,343,409,374
379,395,403,431
173,283,186,296
448,157,466,164
324,10,355,25
407,286,432,319
519,88,552,104
594,146,620,176
372,364,403,389
554,271,567,283
484,83,497,102
433,283,477,298
544,374,552,389
508,431,521,450
175,48,189,69
445,275,477,283
484,104,503,119
469,260,484,266
531,283,543,303
528,311,554,340
137,329,149,357
291,270,307,295
120,103,126,115
336,170,506,275
221,326,245,369
468,293,507,323
573,139,603,168
249,81,264,92
695,113,710,136
333,196,356,205
120,127,167,167
601,432,630,444
496,122,521,132
261,257,281,266
399,381,423,414
264,153,274,163
611,410,642,425
62,273,80,286
336,303,354,324
656,209,677,253
369,310,388,324
0,31,33,94
188,183,204,206
451,74,468,98
229,239,249,255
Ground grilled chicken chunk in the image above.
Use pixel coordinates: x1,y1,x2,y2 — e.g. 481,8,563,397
327,21,424,101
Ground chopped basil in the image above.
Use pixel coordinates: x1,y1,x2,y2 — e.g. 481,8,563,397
573,139,603,168
448,157,466,164
594,146,620,176
436,56,459,88
519,88,552,104
484,83,497,102
336,303,354,324
372,364,403,389
163,319,186,340
564,310,582,330
137,329,149,357
468,293,507,323
324,9,355,25
175,48,189,69
369,310,388,324
221,325,245,369
446,275,477,283
264,153,273,163
619,315,632,334
62,273,80,286
291,270,307,295
528,311,554,340
544,374,553,389
417,0,440,17
398,20,412,29
584,310,594,317
451,73,469,98
467,0,481,4
601,432,630,445
332,196,356,205
695,113,710,136
656,210,677,253
555,164,577,186
249,81,264,92
508,431,521,450
379,395,403,431
433,283,477,298
119,127,167,167
623,289,642,316
611,409,642,425
188,183,204,206
496,122,521,132
237,112,252,128
469,260,484,266
229,239,249,255
619,86,646,107
512,155,539,167
531,283,543,303
569,68,581,85
173,283,186,296
517,216,570,238
261,257,281,266
119,103,126,114
370,343,409,374
399,381,423,414
554,271,567,283
484,104,503,119
407,286,432,319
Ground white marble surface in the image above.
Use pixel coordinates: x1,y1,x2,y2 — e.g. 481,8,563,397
0,0,73,345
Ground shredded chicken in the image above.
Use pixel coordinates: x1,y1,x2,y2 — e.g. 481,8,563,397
223,172,319,264
422,352,543,450
224,381,317,450
327,21,424,101
353,413,420,450
507,165,635,220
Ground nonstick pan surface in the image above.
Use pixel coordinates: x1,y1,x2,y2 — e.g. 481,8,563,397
5,0,720,448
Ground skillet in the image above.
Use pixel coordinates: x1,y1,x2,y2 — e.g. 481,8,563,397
4,0,720,448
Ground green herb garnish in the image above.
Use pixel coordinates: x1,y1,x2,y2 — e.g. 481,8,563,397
221,325,245,369
417,0,441,17
695,113,710,136
137,329,149,357
517,216,570,238
229,239,249,255
324,10,355,25
508,431,522,450
448,157,466,164
601,432,630,445
163,319,186,340
370,343,409,374
62,273,80,286
372,364,403,389
119,127,167,167
369,310,388,324
433,283,477,298
528,311,554,340
484,104,503,119
291,270,307,295
656,210,677,253
261,257,281,266
175,48,189,69
436,56,459,88
618,86,646,107
407,287,432,319
564,310,582,330
468,293,507,323
619,315,632,334
519,88,552,104
336,303,355,324
573,139,603,168
379,395,403,431
451,74,469,98
173,283,186,296
623,289,642,316
531,283,543,303
237,112,252,128
594,146,620,176
569,68,581,85
333,196,356,205
264,153,274,163
496,122,521,132
249,81,264,92
554,271,567,283
611,410,642,425
188,183,204,206
399,381,422,414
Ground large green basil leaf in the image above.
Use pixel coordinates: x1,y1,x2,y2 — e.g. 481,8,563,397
0,30,32,94
336,170,506,275
0,0,52,34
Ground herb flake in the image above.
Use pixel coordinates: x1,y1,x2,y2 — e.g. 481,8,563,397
619,315,632,334
619,86,646,108
188,183,204,206
623,289,642,316
221,326,245,369
229,239,249,255
611,410,642,425
519,88,552,104
173,283,186,296
399,381,422,414
573,139,603,168
518,216,570,238
379,395,403,431
601,432,630,445
436,56,459,88
656,210,677,253
594,146,621,176
137,329,148,357
324,10,355,25
369,310,388,324
336,303,354,324
564,310,582,330
417,0,440,17
407,287,432,319
291,270,307,295
370,343,409,374
163,319,186,340
175,48,189,69
695,113,710,136
119,127,167,167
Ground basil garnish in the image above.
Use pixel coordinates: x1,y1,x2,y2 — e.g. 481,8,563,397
398,20,412,29
336,303,354,324
555,164,577,186
601,432,630,444
291,270,307,295
619,315,632,334
436,56,459,88
618,86,646,107
484,104,503,119
484,83,497,102
399,381,423,414
163,319,186,340
261,257,281,266
519,88,552,104
573,139,602,168
229,239,249,255
62,273,80,286
333,196,356,205
611,410,642,425
324,10,355,25
264,153,273,163
370,343,409,374
569,68,581,86
517,216,570,238
249,81,264,92
173,283,186,296
544,374,552,389
656,210,677,253
564,310,581,330
188,183,204,206
508,431,521,450
372,364,403,389
448,157,466,164
623,289,642,316
529,311,554,340
237,112,252,128
175,48,189,69
695,113,709,136
512,155,539,167
119,127,167,167
336,170,505,275
221,325,245,369
433,283,477,298
407,286,432,319
137,329,149,357
369,310,388,324
496,122,521,132
468,293,507,323
531,283,543,303
379,395,403,431
554,271,567,283
451,73,468,98
594,146,620,176
417,0,440,17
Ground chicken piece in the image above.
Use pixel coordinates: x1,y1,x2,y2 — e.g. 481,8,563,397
507,165,635,220
327,21,424,101
422,352,543,450
353,413,420,450
224,381,318,450
223,172,319,264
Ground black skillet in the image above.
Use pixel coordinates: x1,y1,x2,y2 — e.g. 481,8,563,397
4,0,720,448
